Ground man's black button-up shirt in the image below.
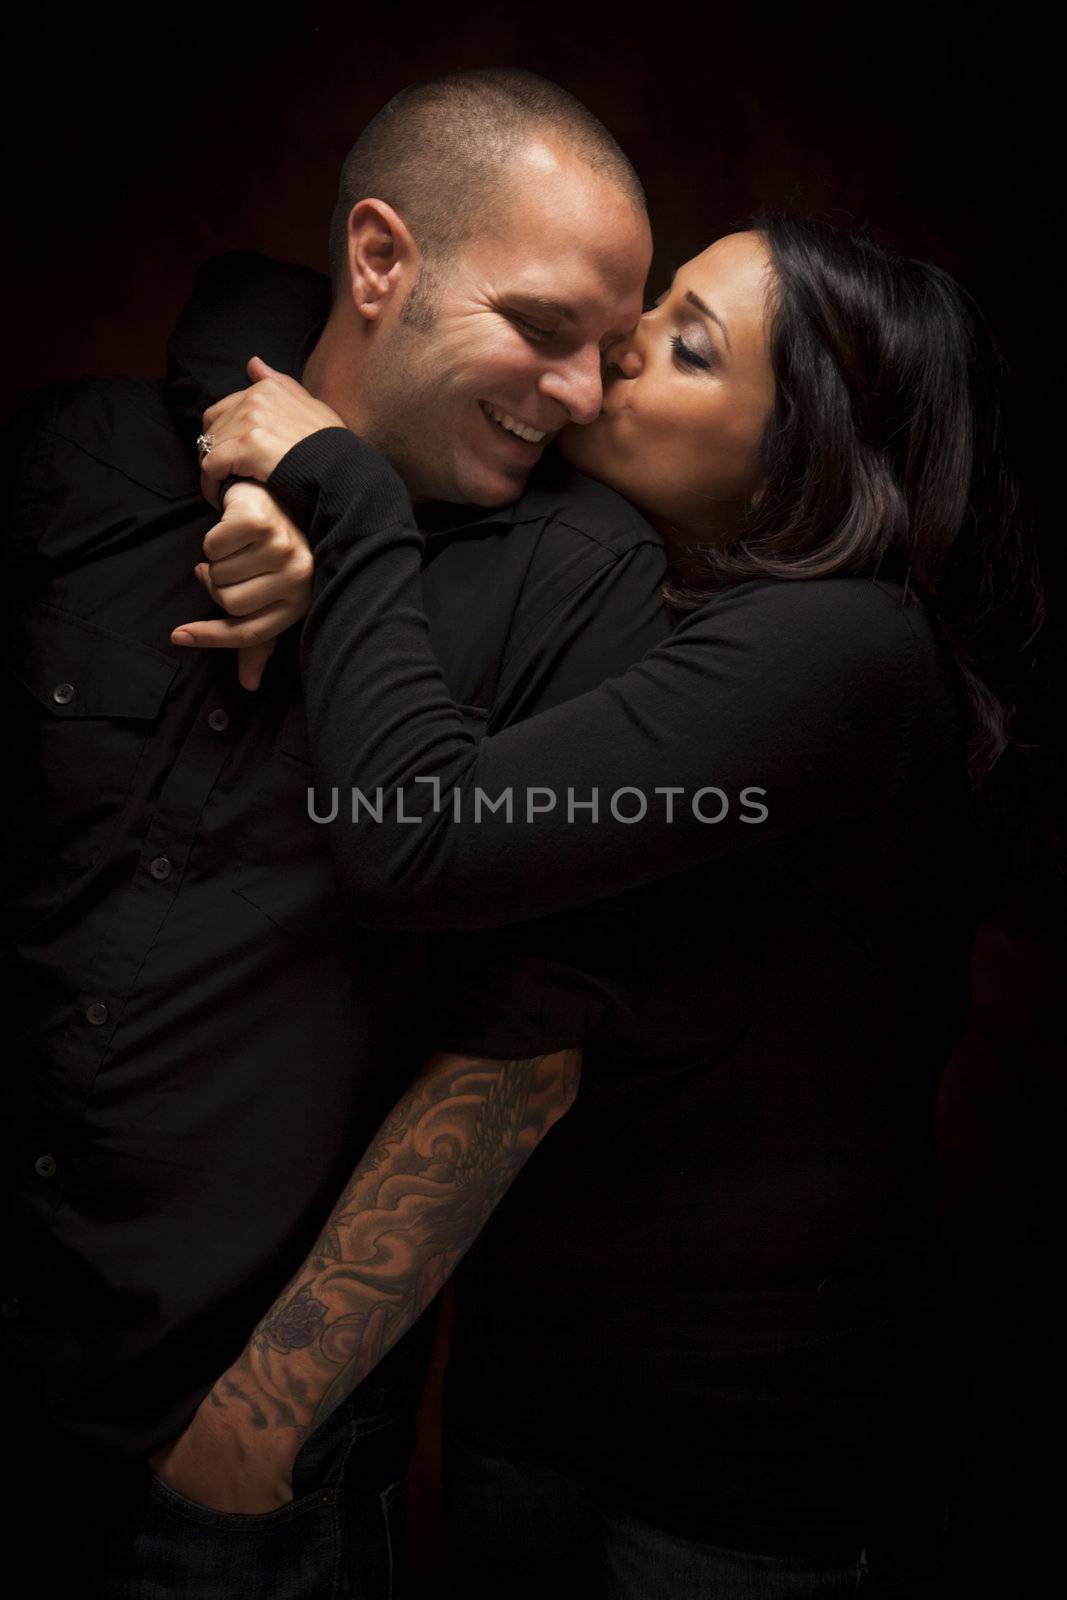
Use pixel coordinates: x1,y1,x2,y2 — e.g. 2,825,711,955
2,310,670,1456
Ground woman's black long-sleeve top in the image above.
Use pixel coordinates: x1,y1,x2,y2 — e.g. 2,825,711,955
274,428,978,1554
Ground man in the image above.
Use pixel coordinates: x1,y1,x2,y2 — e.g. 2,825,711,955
4,68,668,1595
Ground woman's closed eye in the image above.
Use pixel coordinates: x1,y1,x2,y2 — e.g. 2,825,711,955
671,333,713,371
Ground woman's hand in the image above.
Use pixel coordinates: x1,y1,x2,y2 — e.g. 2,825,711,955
170,480,314,690
199,356,345,503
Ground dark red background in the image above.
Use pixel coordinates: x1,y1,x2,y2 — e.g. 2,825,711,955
7,3,1063,1592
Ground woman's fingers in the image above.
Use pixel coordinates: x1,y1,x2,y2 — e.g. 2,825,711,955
201,387,247,432
171,601,295,650
201,484,305,567
237,641,276,693
199,363,298,431
246,355,302,389
202,537,307,587
203,548,278,587
198,372,346,503
200,512,253,563
179,471,314,678
196,565,309,618
200,433,273,495
199,374,342,499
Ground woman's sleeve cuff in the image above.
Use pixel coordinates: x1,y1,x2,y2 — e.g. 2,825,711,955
268,427,414,541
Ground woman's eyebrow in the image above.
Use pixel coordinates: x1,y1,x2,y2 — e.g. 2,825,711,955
684,289,732,351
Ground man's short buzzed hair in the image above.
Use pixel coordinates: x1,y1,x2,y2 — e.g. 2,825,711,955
327,67,646,295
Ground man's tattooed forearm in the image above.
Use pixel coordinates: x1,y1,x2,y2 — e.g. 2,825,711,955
455,1055,538,1187
258,1282,327,1354
225,1049,580,1438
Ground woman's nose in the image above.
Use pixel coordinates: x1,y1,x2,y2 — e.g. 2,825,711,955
602,328,643,379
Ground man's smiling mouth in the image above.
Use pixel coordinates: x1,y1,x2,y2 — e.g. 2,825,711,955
480,401,548,445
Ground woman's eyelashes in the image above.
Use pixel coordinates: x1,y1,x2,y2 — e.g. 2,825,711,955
646,291,718,371
670,333,713,371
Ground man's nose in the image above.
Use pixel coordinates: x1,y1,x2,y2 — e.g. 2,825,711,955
538,346,605,426
602,327,643,380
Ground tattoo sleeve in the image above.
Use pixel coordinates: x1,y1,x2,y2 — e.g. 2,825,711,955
209,1047,581,1444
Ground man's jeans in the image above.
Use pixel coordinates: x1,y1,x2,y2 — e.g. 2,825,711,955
14,1321,433,1600
103,1386,415,1600
444,1425,949,1600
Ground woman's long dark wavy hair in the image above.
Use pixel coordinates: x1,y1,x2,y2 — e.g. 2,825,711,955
668,214,1046,807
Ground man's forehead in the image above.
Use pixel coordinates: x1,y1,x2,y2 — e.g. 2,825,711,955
472,141,651,281
471,218,650,316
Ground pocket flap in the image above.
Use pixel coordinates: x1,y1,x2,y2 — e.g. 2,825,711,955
11,602,178,719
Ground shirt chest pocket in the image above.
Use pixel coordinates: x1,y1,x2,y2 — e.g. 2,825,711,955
8,602,177,880
232,700,489,940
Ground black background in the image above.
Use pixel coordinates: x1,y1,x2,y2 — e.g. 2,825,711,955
6,3,1063,1591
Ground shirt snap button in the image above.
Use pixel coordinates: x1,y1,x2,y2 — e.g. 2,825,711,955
52,682,75,705
207,708,230,732
34,1154,57,1179
149,856,172,881
86,1002,109,1026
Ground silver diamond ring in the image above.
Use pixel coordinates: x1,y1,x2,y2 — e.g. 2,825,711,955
196,432,215,462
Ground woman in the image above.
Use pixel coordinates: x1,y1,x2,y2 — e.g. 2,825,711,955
183,217,1041,1596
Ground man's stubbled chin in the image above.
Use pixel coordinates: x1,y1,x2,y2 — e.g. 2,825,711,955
556,415,616,486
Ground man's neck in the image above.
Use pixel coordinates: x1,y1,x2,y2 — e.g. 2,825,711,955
299,310,432,508
299,312,369,436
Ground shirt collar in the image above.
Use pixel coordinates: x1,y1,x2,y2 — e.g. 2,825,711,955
414,451,584,541
416,498,518,541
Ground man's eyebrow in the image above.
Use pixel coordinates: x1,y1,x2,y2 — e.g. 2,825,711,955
515,295,576,321
684,289,732,351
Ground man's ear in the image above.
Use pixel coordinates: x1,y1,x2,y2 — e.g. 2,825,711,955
344,200,419,324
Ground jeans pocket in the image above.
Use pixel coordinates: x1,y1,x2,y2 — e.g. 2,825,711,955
147,1468,331,1530
105,1472,342,1600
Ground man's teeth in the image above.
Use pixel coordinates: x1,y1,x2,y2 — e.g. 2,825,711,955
484,403,546,444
